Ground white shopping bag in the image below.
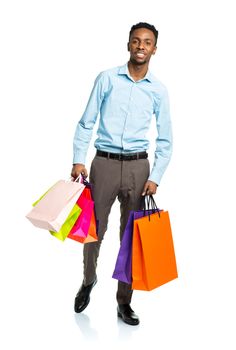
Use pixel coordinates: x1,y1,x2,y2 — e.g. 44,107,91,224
26,178,85,232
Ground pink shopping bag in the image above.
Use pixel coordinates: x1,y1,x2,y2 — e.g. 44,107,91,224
26,179,85,232
68,187,94,238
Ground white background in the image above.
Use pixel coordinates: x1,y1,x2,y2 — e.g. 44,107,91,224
1,0,236,349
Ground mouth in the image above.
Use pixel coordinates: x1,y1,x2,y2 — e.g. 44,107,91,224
134,52,146,59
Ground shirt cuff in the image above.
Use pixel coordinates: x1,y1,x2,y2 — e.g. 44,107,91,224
148,171,162,187
73,152,86,165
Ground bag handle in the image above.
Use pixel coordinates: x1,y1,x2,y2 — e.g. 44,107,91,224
68,175,81,183
140,195,161,219
149,195,161,218
69,174,88,184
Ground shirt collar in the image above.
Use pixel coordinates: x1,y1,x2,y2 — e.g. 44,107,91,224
118,63,154,83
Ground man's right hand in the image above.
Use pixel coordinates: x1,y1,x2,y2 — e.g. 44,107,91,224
71,163,88,180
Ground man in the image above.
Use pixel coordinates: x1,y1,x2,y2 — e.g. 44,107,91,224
71,22,172,326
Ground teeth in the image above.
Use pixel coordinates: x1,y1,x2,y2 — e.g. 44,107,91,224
137,53,145,57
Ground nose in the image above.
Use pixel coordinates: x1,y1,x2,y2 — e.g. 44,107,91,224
138,41,143,49
137,40,145,50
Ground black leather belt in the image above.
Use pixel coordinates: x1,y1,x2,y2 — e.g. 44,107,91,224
96,150,148,161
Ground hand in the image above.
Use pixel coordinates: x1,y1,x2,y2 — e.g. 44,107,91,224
142,180,158,196
71,163,88,180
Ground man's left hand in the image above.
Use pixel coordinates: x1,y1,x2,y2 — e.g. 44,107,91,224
142,180,158,196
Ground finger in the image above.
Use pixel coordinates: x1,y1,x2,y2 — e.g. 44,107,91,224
81,170,88,178
142,185,148,196
147,186,155,195
71,175,76,181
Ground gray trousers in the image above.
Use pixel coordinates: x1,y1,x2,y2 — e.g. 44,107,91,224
83,153,150,304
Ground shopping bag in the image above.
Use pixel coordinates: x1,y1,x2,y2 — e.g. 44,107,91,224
82,209,98,243
26,179,85,232
67,187,94,239
69,207,98,243
112,211,135,283
49,203,82,241
67,178,98,244
112,208,161,284
72,181,98,243
30,181,82,241
132,210,178,291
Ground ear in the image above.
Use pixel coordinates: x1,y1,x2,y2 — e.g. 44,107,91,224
127,42,130,52
152,46,157,55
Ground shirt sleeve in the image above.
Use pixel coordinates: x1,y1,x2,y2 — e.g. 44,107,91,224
148,87,173,185
73,72,106,164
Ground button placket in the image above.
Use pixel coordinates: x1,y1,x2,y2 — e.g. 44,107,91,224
122,82,134,148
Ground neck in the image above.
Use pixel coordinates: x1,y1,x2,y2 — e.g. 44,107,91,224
128,61,149,81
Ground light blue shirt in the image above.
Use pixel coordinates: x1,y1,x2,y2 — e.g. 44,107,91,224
73,63,172,185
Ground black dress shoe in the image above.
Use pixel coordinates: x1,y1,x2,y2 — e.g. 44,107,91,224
117,304,140,326
74,278,97,313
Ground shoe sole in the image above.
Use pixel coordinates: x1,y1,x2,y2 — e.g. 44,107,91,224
117,311,140,326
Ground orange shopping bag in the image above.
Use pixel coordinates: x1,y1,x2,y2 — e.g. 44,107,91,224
132,210,178,291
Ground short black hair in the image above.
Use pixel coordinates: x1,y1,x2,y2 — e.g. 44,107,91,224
129,22,158,46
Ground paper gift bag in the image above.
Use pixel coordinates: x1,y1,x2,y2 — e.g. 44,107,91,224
30,181,82,241
68,187,94,239
26,179,85,232
68,186,98,242
69,207,98,244
112,211,134,284
112,209,161,284
82,209,98,243
49,203,82,241
132,210,178,291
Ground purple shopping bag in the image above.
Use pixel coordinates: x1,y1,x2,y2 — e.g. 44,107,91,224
112,208,161,284
112,211,135,283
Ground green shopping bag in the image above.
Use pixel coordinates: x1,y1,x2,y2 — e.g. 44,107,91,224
49,203,81,241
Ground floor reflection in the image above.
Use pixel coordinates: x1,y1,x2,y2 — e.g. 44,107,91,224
117,317,140,340
74,311,140,342
74,313,99,341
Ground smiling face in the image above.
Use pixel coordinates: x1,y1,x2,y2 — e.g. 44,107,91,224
128,27,157,66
